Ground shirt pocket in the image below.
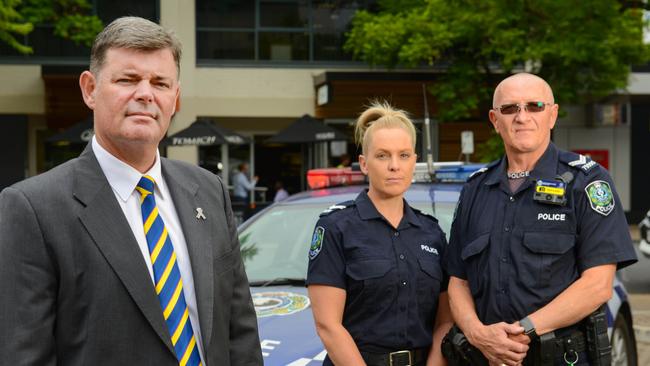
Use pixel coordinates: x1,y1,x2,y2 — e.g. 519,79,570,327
519,232,576,291
460,233,490,298
417,257,442,292
346,258,396,310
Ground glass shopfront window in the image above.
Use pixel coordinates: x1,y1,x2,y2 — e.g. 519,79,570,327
196,0,377,64
0,0,158,63
260,1,308,28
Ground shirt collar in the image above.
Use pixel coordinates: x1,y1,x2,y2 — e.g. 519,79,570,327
92,136,165,202
401,203,422,228
484,142,558,186
354,189,422,228
355,190,381,220
529,142,559,180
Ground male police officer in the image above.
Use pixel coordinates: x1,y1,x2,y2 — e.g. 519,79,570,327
446,73,637,365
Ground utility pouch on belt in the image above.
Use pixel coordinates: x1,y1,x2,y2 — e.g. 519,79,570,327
536,331,556,366
441,325,488,366
585,305,612,365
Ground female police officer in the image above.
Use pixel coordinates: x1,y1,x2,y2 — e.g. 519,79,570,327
306,102,453,366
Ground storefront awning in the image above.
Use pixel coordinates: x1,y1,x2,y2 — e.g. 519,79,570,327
163,118,250,146
46,116,93,145
266,114,348,144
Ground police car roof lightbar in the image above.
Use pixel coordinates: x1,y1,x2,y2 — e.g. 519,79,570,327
306,162,486,190
414,162,485,183
307,168,365,190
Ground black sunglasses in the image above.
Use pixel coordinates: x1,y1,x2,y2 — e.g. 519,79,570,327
494,101,552,115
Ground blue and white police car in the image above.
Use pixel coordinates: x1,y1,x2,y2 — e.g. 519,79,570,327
238,163,637,366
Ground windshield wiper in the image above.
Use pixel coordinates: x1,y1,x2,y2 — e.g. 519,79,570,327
249,277,306,287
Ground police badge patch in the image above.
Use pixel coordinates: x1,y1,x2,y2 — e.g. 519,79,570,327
309,226,325,259
585,180,615,216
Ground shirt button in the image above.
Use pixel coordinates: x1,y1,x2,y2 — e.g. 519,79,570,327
504,226,510,232
394,231,399,237
509,196,515,202
501,257,508,263
401,280,407,286
399,254,405,260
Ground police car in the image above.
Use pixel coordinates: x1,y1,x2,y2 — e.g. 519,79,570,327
238,163,637,366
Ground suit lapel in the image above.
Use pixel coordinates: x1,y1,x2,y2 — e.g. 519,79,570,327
162,160,215,350
73,147,176,355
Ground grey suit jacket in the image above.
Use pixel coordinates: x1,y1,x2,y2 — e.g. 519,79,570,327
0,146,262,366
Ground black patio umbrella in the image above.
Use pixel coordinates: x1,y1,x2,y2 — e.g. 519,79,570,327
46,116,94,144
267,114,349,191
266,114,348,143
163,118,250,146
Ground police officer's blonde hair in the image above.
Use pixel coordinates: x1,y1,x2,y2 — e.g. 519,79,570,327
355,101,416,155
90,16,182,76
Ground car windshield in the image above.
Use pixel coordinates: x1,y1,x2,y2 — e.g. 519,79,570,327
240,200,457,283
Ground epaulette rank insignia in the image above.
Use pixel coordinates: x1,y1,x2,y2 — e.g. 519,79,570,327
319,201,354,217
566,154,597,174
468,160,499,181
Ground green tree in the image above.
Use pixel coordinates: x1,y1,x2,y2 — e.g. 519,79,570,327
345,0,650,161
0,0,102,54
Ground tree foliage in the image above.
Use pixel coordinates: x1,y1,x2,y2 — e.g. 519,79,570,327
345,0,650,124
0,0,102,54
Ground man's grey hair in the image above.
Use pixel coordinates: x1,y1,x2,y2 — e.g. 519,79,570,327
89,16,182,76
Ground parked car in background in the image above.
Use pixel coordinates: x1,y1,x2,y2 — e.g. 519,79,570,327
238,164,638,366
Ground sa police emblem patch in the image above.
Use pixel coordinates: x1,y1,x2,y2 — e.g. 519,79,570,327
585,180,615,216
309,226,325,259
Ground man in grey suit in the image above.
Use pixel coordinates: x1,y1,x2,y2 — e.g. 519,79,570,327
0,17,262,366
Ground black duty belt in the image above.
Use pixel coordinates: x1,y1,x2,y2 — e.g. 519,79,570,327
361,347,429,366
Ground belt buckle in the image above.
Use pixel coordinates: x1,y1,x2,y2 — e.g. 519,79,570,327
389,350,412,366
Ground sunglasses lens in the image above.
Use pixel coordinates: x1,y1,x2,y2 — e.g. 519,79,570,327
526,102,546,112
500,104,519,114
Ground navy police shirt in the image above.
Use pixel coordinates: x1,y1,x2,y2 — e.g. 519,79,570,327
447,142,637,325
306,190,448,353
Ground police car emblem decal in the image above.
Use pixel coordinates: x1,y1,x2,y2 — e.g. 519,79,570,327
309,226,325,259
253,291,310,318
585,180,614,216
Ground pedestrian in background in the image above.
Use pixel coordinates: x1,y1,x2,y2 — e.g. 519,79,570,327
307,101,453,366
336,153,352,168
0,16,261,366
273,180,289,202
232,162,258,203
446,73,637,365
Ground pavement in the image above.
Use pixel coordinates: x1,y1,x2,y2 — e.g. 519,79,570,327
630,294,650,365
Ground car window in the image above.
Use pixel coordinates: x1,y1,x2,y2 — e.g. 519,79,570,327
240,201,457,282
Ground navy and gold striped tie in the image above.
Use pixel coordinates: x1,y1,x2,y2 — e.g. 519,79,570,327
136,175,201,366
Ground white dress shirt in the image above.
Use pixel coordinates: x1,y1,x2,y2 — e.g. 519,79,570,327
92,137,205,362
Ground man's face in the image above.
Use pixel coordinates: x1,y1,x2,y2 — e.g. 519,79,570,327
488,77,558,155
80,47,180,152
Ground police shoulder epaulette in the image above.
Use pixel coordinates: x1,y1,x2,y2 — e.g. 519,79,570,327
467,159,499,181
411,207,439,223
559,151,598,175
320,200,355,217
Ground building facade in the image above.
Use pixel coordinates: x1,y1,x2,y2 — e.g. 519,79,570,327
0,0,647,219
